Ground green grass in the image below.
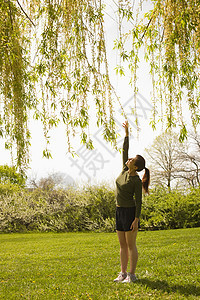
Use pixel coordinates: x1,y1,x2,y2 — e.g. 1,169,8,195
0,228,199,299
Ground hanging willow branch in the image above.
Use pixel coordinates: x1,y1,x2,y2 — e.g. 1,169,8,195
0,0,200,172
16,0,35,26
8,0,13,30
0,0,124,171
117,0,200,140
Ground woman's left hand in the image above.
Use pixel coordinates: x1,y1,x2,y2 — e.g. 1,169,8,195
130,218,139,231
122,120,129,136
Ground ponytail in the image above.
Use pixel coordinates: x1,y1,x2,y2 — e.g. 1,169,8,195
142,167,150,194
134,155,150,193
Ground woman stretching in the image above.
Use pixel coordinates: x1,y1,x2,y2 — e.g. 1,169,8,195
114,120,150,283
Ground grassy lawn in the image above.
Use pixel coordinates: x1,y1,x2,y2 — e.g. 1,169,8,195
0,228,199,299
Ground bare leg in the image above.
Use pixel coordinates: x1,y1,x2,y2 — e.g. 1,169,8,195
117,231,128,273
125,230,138,275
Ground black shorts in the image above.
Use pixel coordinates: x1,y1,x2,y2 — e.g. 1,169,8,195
116,206,138,231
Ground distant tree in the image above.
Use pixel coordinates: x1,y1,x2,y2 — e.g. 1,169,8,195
28,172,75,191
173,131,200,187
145,131,186,191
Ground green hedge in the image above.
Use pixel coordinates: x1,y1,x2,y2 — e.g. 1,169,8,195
0,184,199,233
140,188,200,230
0,184,116,233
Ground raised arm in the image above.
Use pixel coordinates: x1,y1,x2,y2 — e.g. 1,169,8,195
122,120,129,167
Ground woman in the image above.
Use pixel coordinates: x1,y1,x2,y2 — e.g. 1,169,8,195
114,120,150,283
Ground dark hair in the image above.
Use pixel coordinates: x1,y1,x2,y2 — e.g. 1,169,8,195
135,155,150,194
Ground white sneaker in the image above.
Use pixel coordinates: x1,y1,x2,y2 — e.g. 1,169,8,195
114,272,127,282
122,272,137,283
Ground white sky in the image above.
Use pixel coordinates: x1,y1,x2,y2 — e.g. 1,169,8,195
0,0,191,186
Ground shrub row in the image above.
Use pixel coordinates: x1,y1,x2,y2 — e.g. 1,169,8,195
0,183,116,233
0,183,199,233
140,188,200,230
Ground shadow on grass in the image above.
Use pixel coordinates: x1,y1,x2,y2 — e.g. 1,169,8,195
137,278,200,297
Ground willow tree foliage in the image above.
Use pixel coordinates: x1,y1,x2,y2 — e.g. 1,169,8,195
117,0,200,137
0,0,200,171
